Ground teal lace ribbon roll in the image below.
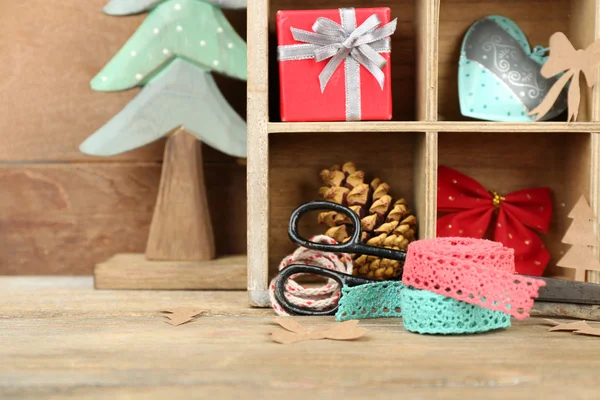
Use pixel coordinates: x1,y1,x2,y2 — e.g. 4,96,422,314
336,282,404,320
335,282,511,335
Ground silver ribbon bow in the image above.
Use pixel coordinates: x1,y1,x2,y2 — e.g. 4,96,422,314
278,8,397,120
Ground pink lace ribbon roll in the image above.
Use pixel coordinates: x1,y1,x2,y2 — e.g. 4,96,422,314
402,237,546,320
268,235,353,316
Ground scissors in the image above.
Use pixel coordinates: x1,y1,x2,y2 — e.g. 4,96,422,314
274,200,600,316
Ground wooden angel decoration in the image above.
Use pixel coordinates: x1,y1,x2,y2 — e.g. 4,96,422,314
83,0,247,289
556,195,600,282
529,32,600,122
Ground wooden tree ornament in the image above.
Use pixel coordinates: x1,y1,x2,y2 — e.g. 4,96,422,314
84,0,247,289
103,0,246,15
556,195,600,282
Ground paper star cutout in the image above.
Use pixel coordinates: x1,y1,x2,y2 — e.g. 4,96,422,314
160,307,206,326
545,318,600,337
573,326,600,337
270,317,367,344
545,319,592,332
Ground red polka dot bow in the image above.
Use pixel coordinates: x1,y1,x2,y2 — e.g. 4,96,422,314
436,166,553,276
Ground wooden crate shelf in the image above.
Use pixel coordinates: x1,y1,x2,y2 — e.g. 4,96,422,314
268,122,600,133
246,0,600,307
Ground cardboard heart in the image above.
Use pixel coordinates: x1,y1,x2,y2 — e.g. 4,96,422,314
458,15,567,121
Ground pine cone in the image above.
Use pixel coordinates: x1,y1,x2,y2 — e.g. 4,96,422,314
317,161,417,280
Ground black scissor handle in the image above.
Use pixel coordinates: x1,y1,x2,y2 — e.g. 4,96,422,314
274,264,374,316
288,200,363,253
288,200,408,263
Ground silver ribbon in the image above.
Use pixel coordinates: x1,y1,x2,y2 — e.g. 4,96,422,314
277,8,397,121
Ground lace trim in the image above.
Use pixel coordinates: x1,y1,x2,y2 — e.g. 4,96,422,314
335,282,511,334
402,237,546,320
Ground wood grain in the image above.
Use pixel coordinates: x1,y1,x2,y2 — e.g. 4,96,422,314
415,0,438,121
94,253,246,289
0,161,246,275
576,0,600,285
530,301,600,320
146,130,215,261
590,133,600,284
0,163,160,275
0,0,161,161
246,0,270,306
268,121,600,133
2,277,600,399
205,162,248,257
414,132,438,239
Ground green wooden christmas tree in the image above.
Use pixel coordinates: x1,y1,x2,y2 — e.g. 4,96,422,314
102,0,246,16
84,0,247,289
90,0,246,91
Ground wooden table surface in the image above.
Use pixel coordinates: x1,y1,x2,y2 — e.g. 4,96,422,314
1,277,599,399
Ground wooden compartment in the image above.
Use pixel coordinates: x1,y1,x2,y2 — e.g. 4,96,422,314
247,0,600,306
267,0,420,122
437,131,592,278
268,131,424,279
437,0,598,121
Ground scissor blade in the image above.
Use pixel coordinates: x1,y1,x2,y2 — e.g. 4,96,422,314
532,276,600,305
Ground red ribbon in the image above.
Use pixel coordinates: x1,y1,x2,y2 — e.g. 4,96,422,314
436,166,552,276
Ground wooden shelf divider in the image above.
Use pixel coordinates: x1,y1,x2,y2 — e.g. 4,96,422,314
246,0,271,307
267,121,600,134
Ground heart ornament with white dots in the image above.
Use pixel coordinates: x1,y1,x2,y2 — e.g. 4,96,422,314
457,15,568,122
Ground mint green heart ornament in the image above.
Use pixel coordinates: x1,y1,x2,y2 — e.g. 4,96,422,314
459,15,568,122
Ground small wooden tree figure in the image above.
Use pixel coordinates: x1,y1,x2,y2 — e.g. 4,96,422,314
556,195,600,282
83,0,248,289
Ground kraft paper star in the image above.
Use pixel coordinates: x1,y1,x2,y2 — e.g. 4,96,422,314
270,317,367,344
545,319,592,332
160,307,206,326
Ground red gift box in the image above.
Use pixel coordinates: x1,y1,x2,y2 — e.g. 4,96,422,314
276,7,396,122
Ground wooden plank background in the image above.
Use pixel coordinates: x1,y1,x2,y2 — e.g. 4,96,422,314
3,277,600,399
0,1,247,274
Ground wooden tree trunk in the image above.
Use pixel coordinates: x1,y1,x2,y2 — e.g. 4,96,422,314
145,129,215,261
